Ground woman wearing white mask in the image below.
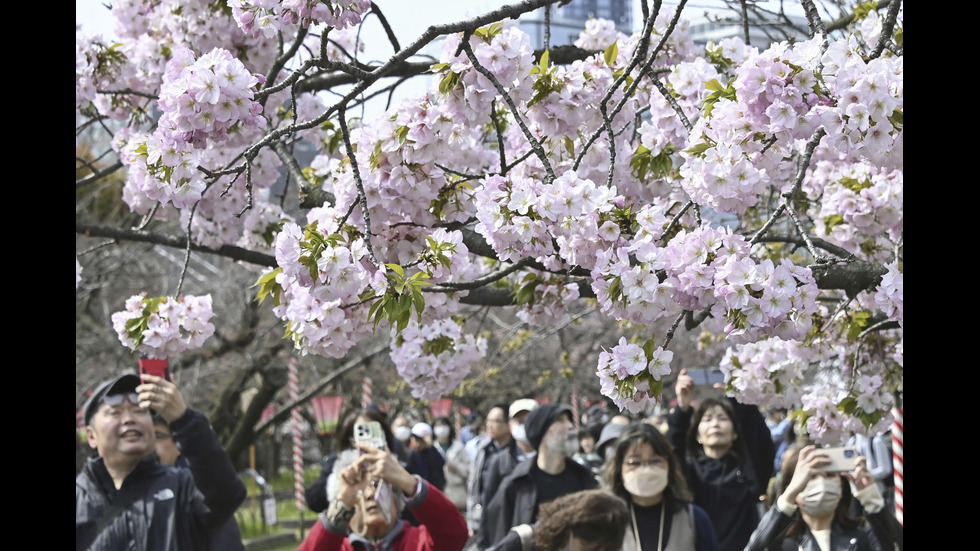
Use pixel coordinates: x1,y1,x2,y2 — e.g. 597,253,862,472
744,445,903,551
605,423,721,551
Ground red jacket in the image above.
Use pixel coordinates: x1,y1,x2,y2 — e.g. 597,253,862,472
298,478,468,551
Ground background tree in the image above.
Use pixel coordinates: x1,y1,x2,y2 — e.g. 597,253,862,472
76,0,903,469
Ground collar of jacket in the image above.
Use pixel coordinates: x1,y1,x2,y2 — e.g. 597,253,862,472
348,518,405,551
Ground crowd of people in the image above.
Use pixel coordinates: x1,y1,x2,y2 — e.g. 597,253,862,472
75,367,902,551
298,370,903,551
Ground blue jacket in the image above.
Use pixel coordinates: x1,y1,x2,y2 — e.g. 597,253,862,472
75,409,246,551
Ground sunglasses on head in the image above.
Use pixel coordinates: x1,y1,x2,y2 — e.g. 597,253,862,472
102,392,140,407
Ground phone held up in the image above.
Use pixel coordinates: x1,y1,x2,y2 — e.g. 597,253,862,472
353,421,387,453
352,420,394,523
139,357,171,384
816,446,858,472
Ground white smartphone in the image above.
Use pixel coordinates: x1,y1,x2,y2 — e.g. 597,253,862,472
352,420,393,523
816,446,858,472
353,421,387,452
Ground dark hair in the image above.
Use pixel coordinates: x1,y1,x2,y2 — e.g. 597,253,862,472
779,448,861,538
488,403,510,422
532,489,629,551
605,423,692,511
334,408,396,452
433,416,456,441
685,397,750,463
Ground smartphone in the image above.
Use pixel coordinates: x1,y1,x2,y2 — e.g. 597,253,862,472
138,357,171,384
352,421,393,523
816,446,858,472
353,421,387,452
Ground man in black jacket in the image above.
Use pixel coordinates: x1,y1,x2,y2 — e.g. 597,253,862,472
482,403,599,548
76,372,246,550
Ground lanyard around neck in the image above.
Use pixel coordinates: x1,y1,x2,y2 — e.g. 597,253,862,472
630,501,665,551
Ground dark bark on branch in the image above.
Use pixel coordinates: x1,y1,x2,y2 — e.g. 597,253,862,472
76,222,276,268
809,260,887,298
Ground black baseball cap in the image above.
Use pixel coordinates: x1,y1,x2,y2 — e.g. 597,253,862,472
82,373,141,426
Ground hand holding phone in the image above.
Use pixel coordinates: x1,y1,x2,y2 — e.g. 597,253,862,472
352,421,393,523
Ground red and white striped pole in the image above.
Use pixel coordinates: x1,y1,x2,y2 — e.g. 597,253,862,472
288,358,306,514
571,385,580,430
362,377,373,408
892,406,903,524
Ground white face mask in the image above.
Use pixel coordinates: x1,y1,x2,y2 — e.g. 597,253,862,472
798,476,842,517
511,423,527,444
394,426,411,443
434,426,450,440
622,467,669,498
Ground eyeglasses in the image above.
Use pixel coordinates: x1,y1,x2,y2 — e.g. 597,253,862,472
102,392,140,407
623,458,666,469
155,431,173,440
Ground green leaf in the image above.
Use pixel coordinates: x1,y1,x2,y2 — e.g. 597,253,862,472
641,337,658,361
252,267,284,306
683,141,712,156
846,311,871,342
386,263,405,278
604,41,618,66
564,136,575,157
838,396,858,415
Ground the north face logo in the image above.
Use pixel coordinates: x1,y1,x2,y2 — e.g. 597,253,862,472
154,488,175,501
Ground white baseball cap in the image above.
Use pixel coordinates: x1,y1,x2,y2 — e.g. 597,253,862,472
509,398,539,419
411,422,433,438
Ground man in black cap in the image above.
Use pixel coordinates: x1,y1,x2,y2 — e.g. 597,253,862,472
76,372,246,550
482,403,599,548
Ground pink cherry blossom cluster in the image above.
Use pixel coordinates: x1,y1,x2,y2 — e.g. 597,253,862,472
573,17,625,51
274,219,375,302
592,225,819,344
596,337,673,413
228,0,371,39
237,199,295,255
807,159,903,262
874,261,903,328
269,209,381,358
111,293,216,359
75,31,119,111
271,272,376,359
720,332,899,444
812,37,903,168
475,170,621,268
514,276,581,327
438,24,536,123
798,381,894,445
389,318,488,401
156,46,266,151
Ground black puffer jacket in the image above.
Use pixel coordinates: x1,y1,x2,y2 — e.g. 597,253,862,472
75,409,246,551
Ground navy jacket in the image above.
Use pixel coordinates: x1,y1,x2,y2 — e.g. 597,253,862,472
76,409,246,551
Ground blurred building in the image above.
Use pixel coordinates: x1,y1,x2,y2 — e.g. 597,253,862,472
687,10,809,47
519,0,634,49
